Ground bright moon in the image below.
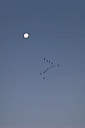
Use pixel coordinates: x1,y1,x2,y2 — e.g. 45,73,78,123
24,33,29,38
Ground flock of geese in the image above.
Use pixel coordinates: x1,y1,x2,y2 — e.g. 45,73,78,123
40,58,59,79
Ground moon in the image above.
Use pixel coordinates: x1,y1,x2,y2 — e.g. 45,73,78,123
23,33,29,38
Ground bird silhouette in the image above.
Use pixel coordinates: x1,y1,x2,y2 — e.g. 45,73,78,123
43,71,45,73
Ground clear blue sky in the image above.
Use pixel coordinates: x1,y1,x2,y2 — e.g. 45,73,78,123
0,0,85,128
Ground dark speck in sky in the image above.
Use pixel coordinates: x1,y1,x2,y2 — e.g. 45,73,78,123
43,77,45,79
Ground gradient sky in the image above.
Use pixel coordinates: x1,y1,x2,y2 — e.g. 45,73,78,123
0,0,85,128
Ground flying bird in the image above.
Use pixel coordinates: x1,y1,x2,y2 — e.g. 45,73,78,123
43,71,45,73
43,77,45,79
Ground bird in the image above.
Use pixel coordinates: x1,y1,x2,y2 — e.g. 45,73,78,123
43,77,45,79
46,60,48,62
40,73,42,75
43,71,45,73
51,63,53,65
49,61,50,63
44,58,45,60
58,64,59,66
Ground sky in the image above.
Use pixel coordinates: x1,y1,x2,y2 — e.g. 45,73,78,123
0,0,85,128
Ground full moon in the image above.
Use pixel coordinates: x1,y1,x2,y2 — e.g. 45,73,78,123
23,33,29,38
